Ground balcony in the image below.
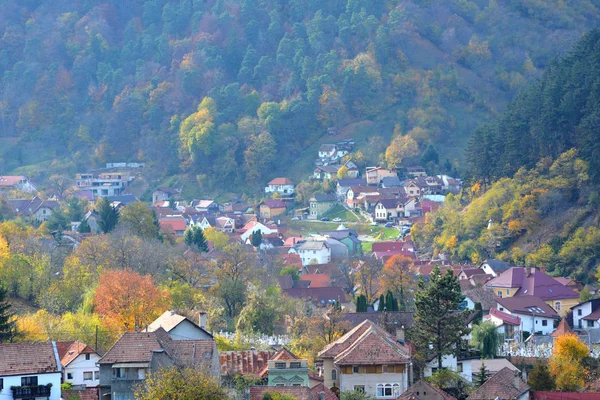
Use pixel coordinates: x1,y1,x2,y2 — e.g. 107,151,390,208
11,385,52,398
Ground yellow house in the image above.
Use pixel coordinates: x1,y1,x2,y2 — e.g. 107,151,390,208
258,199,287,220
485,267,579,316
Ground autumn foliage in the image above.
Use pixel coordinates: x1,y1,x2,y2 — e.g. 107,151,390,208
549,333,589,391
94,269,170,332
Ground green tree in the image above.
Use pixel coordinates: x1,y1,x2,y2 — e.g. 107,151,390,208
471,321,499,358
134,367,226,400
527,362,555,391
46,208,69,232
250,230,263,247
280,266,300,281
184,226,208,252
410,266,470,370
0,283,17,342
473,363,490,388
579,286,593,302
262,392,296,400
340,391,375,400
96,198,119,234
355,294,368,312
119,202,160,240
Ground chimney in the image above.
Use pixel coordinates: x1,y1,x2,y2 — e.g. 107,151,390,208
514,371,521,389
199,312,207,330
396,325,405,343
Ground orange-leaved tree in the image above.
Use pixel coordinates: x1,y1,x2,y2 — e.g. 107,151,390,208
549,332,589,391
380,255,415,311
94,269,170,333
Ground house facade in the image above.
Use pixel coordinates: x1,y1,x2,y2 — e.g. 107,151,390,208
57,341,101,388
0,175,37,192
572,299,600,330
495,296,560,335
289,240,331,266
366,168,397,185
308,194,337,220
265,178,295,196
98,328,218,400
145,310,213,340
318,320,410,399
0,342,62,400
259,200,287,220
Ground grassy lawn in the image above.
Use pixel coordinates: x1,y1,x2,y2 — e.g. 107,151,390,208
285,220,345,234
362,226,400,240
361,242,373,253
323,204,360,222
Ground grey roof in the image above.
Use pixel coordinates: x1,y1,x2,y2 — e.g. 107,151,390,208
319,144,336,152
295,241,329,251
337,178,366,187
381,176,402,187
482,258,511,273
463,286,498,311
106,194,138,205
312,194,337,202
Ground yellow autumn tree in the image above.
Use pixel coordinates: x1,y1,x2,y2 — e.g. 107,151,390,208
385,134,418,169
549,333,589,391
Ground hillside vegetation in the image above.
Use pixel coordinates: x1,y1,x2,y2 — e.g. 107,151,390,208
0,0,599,193
414,30,600,283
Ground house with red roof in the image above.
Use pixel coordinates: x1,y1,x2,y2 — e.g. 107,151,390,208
494,296,560,335
158,215,187,236
0,175,37,192
318,319,411,398
486,308,522,339
56,341,101,387
239,220,278,242
265,178,295,197
486,267,579,316
572,298,600,330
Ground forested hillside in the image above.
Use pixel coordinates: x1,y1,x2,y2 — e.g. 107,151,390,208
414,29,600,283
0,0,598,193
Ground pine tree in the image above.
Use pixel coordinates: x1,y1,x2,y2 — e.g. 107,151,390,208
473,363,490,388
0,284,16,343
251,230,263,247
355,294,368,313
410,266,470,370
97,197,119,233
378,293,385,311
184,226,208,252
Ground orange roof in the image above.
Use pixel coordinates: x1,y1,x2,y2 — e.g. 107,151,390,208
300,274,332,288
268,178,293,185
159,217,187,232
0,175,26,187
283,236,304,246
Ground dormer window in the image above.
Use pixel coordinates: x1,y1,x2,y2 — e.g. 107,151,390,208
289,362,301,368
275,362,286,369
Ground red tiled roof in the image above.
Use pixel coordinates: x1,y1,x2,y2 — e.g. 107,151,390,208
0,175,26,187
318,320,410,365
486,267,579,301
468,367,529,400
268,178,293,185
260,200,287,209
58,341,97,367
219,350,275,376
159,216,187,232
300,274,332,288
400,380,457,400
372,241,408,252
496,296,560,319
249,384,337,400
283,286,347,304
0,342,60,376
551,318,573,337
62,388,99,400
490,308,521,326
582,307,600,321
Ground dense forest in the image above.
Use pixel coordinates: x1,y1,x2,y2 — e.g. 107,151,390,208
1,0,599,193
414,29,600,283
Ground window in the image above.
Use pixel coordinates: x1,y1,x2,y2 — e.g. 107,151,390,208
85,354,91,360
332,369,337,380
555,302,561,311
21,376,38,386
578,309,583,316
353,366,360,373
497,291,503,298
542,320,548,327
94,371,99,381
506,289,510,295
275,362,286,369
457,362,463,373
588,320,595,328
289,362,301,369
138,369,146,380
0,378,3,391
83,372,93,381
376,383,401,398
354,385,365,393
114,368,126,378
499,307,504,311
382,365,388,373
67,373,73,379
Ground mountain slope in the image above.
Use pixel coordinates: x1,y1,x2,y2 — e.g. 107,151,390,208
0,0,598,193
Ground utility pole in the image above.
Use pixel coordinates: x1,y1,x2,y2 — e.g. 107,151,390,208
95,325,98,353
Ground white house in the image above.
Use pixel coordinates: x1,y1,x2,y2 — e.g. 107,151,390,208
479,259,511,277
572,298,600,330
0,175,37,192
0,342,62,400
265,178,295,196
495,296,559,336
288,240,331,266
240,221,278,243
318,144,337,160
58,341,101,388
145,310,212,340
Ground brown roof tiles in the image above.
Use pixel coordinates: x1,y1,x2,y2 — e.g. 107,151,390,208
0,342,60,376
